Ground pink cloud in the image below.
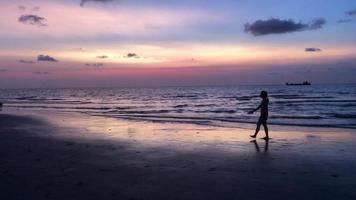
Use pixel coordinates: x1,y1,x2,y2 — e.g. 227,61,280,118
0,1,224,39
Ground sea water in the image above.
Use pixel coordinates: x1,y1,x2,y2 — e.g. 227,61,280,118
1,84,355,129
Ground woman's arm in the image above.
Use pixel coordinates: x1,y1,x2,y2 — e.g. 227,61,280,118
248,104,261,114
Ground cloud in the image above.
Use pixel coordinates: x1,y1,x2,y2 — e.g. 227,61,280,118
33,71,51,75
85,63,104,67
244,18,326,36
32,6,40,11
19,59,35,64
309,18,326,30
126,53,139,58
80,0,114,7
244,18,307,36
96,55,108,59
18,15,47,26
37,55,58,62
0,69,8,72
267,72,283,76
18,5,39,11
72,47,84,51
337,19,353,23
346,9,356,16
18,5,26,11
293,70,312,74
305,48,322,52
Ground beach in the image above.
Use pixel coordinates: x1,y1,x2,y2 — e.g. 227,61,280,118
1,0,355,199
1,109,356,200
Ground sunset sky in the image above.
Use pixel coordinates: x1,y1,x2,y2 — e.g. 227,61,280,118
0,0,356,88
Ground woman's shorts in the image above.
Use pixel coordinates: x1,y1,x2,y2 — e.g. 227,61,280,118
258,116,268,124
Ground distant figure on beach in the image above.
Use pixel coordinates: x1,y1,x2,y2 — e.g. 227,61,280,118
248,91,269,140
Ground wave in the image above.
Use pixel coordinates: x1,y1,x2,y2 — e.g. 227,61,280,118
6,105,73,109
114,106,136,110
337,104,356,107
235,96,258,100
15,96,38,100
2,85,355,130
300,103,356,108
270,95,334,99
270,95,301,99
219,96,245,100
3,100,92,105
174,95,199,99
194,109,236,114
109,110,173,114
332,114,356,119
74,107,112,110
6,105,113,110
96,114,356,129
275,99,356,104
173,104,189,108
270,115,322,119
193,104,216,107
8,96,67,101
338,92,350,95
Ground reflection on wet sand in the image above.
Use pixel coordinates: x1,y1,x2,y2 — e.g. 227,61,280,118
250,139,269,153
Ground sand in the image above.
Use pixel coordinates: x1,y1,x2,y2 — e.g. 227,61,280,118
1,110,356,200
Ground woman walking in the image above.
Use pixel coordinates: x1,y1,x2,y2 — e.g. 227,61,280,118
248,91,269,140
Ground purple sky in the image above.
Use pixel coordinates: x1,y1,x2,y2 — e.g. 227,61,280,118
0,0,356,88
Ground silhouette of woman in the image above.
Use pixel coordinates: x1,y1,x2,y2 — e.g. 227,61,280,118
248,90,269,140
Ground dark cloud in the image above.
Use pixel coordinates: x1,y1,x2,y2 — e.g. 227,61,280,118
305,48,322,52
19,59,35,64
244,18,326,36
337,19,353,23
346,9,356,16
244,18,307,36
80,0,114,7
37,55,58,62
126,53,139,58
0,69,8,72
96,55,108,59
18,15,47,26
33,71,50,75
85,63,104,67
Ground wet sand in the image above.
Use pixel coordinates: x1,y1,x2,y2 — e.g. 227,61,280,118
1,111,356,200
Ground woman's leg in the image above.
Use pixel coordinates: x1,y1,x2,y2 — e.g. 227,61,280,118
262,120,269,138
251,119,262,137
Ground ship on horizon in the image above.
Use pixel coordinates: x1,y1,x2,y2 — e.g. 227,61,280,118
285,81,311,86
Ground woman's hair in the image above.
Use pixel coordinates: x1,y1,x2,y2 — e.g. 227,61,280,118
260,90,268,98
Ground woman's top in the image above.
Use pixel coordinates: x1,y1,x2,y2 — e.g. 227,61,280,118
260,98,269,117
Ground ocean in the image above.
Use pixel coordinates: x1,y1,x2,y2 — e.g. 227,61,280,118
1,84,356,129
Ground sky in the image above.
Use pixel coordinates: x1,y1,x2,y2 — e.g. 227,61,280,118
0,0,356,88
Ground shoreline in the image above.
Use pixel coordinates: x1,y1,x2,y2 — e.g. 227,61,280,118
3,107,356,133
1,110,356,200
